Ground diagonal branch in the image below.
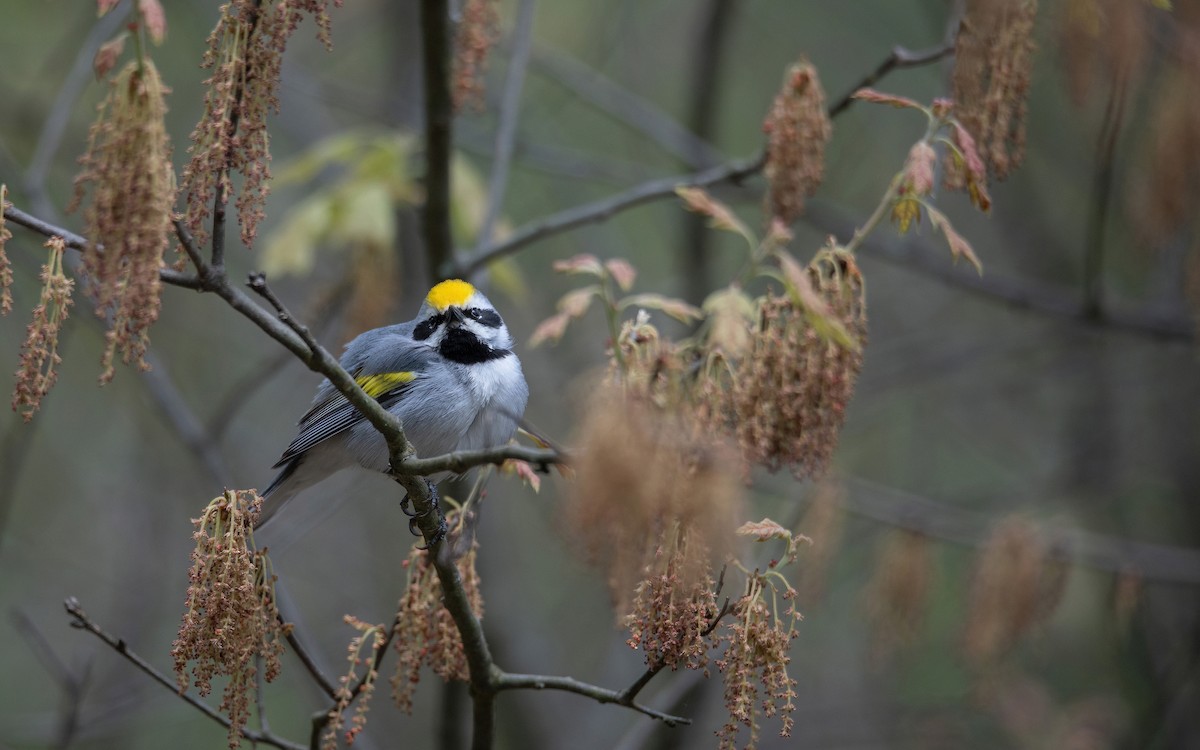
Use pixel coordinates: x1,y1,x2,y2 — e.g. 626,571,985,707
64,598,306,750
458,39,954,280
827,42,955,117
458,151,766,278
495,672,691,726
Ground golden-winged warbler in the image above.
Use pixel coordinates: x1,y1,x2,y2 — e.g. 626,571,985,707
257,279,528,528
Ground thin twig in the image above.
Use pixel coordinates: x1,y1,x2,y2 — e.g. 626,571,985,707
284,629,339,701
495,672,692,726
64,598,306,750
246,272,322,352
523,42,726,169
309,620,398,743
458,151,766,278
12,609,91,750
460,38,957,279
827,42,956,117
472,0,537,257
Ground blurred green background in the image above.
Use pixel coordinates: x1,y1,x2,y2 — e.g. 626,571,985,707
1,1,1198,748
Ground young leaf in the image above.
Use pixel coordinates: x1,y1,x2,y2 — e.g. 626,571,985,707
137,0,167,44
529,312,571,348
93,34,127,79
604,258,637,292
501,460,541,493
620,293,702,323
737,518,793,543
675,186,754,244
557,285,599,319
851,88,923,111
927,207,983,275
552,254,604,277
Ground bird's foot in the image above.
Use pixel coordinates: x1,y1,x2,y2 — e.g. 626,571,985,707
409,481,447,549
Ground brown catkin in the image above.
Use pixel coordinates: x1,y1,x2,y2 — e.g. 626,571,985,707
566,384,742,618
865,530,934,659
171,490,287,749
69,59,174,381
0,184,12,316
391,537,482,714
962,516,1056,665
453,0,500,111
12,237,74,420
763,59,831,224
951,0,1039,180
731,251,866,478
180,0,341,250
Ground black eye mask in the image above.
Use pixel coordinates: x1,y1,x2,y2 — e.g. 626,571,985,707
414,307,502,340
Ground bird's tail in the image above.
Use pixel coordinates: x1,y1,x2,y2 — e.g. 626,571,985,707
256,459,303,530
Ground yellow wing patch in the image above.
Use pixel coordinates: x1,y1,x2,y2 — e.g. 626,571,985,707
426,279,475,311
356,371,416,398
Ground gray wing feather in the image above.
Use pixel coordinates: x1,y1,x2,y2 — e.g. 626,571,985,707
274,324,433,467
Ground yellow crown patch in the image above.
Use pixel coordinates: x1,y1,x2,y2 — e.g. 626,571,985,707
426,279,475,311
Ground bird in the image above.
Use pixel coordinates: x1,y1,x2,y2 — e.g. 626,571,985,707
256,278,529,529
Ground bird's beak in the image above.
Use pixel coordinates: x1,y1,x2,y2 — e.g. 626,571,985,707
445,306,466,325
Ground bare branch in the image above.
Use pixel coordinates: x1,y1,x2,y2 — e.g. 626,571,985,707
397,444,565,477
3,204,201,288
458,151,766,279
421,0,455,280
284,628,338,701
64,598,306,750
460,36,959,280
496,672,692,726
12,609,90,749
524,43,725,169
827,42,956,117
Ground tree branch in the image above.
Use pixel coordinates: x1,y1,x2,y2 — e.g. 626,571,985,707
398,444,564,477
522,42,726,170
495,672,691,727
64,598,306,750
421,0,455,280
284,628,339,701
457,151,766,279
827,42,956,118
458,38,955,280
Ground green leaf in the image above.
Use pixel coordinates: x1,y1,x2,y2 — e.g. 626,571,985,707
332,180,395,248
261,195,333,276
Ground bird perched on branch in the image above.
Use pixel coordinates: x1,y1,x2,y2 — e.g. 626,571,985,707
257,279,529,529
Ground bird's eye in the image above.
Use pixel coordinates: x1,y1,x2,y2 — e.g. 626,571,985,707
466,308,482,320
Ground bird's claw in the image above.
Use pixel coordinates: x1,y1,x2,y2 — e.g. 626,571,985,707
407,481,447,549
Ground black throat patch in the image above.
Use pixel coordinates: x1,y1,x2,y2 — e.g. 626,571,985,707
439,327,511,364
